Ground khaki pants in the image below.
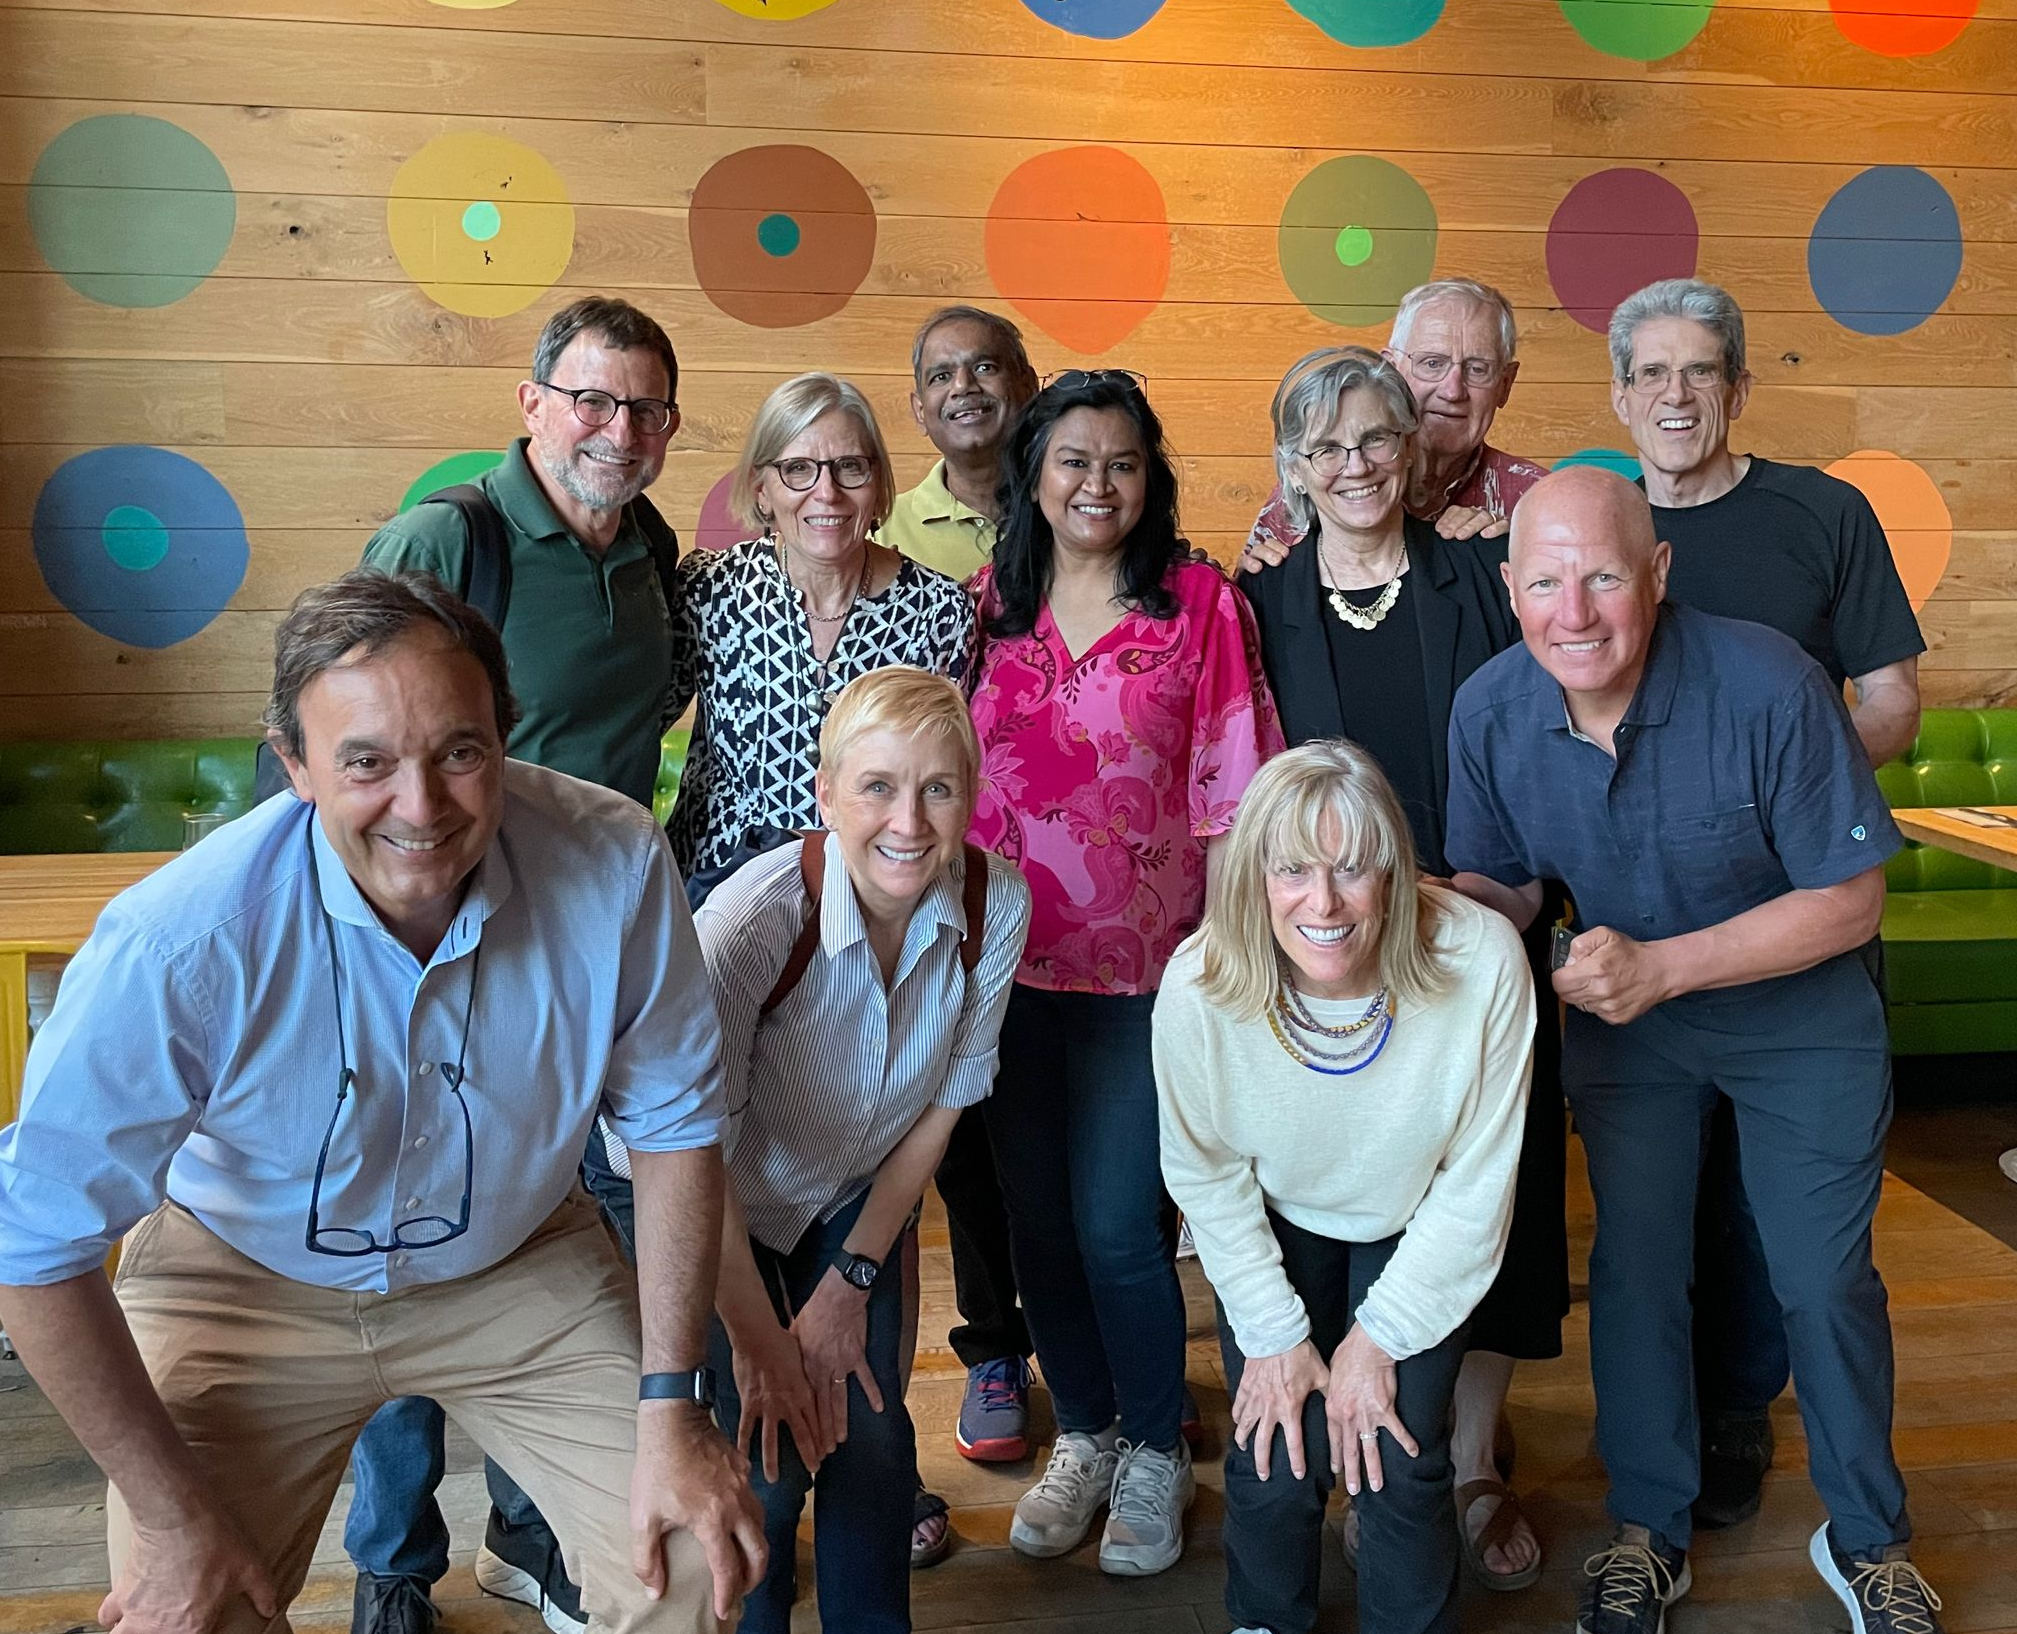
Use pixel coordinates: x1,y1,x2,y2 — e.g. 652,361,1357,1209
108,1190,715,1634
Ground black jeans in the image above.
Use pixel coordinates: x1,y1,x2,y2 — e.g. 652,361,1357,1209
1217,1217,1466,1634
933,1102,1031,1367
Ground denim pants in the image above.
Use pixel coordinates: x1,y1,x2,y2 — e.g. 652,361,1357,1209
345,1134,637,1581
1565,954,1910,1555
1218,1218,1465,1634
983,985,1185,1450
708,1191,915,1634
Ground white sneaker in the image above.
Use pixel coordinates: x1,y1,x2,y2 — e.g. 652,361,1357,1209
1099,1438,1194,1577
1999,1147,2017,1184
1010,1430,1120,1557
475,1544,588,1634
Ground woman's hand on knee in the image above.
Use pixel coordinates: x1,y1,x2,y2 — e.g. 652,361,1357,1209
730,1318,826,1481
1324,1324,1418,1497
790,1270,881,1448
1232,1338,1330,1481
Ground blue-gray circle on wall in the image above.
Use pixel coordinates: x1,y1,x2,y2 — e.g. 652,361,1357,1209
1016,0,1166,37
1808,166,1962,337
33,446,249,647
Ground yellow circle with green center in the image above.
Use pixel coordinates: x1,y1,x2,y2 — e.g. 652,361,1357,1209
388,134,573,318
1280,156,1438,328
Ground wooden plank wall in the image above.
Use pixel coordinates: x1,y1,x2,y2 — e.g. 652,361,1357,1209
0,0,2012,738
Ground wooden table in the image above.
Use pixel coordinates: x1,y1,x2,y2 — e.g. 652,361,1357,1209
0,852,173,1125
1892,806,2017,873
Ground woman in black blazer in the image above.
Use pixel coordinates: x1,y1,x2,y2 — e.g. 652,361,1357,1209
1240,344,1562,1596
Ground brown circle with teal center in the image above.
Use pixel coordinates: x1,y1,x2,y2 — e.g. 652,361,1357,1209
689,145,878,329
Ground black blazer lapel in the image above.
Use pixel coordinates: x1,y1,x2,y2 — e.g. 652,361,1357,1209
1276,529,1348,743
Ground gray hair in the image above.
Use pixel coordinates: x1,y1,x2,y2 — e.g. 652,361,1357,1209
731,372,897,532
1608,278,1747,382
1270,347,1420,536
910,305,1035,385
263,569,521,761
1389,278,1520,362
530,296,679,401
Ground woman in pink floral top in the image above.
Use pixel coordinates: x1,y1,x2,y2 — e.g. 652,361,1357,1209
968,371,1283,1576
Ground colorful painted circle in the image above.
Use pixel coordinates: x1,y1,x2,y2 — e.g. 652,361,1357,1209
711,0,843,15
1546,169,1700,333
1278,156,1438,329
1829,0,1977,56
690,146,876,328
1557,0,1714,59
696,471,743,552
985,146,1171,355
1284,0,1445,47
1555,448,1644,482
1824,451,1952,609
400,451,507,513
1808,166,1962,336
28,115,236,309
426,0,519,8
33,447,249,648
388,134,574,319
1014,0,1167,38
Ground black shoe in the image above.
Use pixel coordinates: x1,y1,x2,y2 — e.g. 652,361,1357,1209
475,1506,587,1634
1693,1409,1774,1529
1811,1526,1946,1633
351,1573,437,1634
1577,1526,1690,1634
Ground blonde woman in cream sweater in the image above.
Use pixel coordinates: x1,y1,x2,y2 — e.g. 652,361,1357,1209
1154,739,1534,1634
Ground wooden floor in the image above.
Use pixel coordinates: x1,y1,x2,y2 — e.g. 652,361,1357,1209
6,1136,2017,1633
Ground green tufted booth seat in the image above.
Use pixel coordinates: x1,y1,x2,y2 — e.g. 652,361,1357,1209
0,730,692,854
1875,708,2017,1056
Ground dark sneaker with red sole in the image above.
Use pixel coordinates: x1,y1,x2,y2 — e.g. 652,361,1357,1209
956,1355,1031,1461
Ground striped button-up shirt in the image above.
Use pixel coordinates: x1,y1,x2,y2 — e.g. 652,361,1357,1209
693,833,1029,1252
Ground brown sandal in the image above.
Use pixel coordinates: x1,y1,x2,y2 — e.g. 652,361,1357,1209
1455,1477,1543,1592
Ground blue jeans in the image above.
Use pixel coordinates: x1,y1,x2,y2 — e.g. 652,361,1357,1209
983,985,1185,1450
346,1134,637,1582
708,1191,914,1634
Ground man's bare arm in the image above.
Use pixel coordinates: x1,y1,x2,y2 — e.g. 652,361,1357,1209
630,1145,724,1372
1847,657,1920,769
1451,872,1542,933
1656,867,1885,997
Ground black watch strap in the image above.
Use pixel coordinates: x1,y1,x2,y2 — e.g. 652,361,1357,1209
829,1247,880,1289
639,1368,715,1407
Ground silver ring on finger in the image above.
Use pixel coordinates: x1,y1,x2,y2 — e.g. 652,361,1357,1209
1358,1431,1378,1441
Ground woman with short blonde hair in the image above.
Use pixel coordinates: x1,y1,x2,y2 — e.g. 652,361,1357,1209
665,372,975,878
1155,739,1534,1634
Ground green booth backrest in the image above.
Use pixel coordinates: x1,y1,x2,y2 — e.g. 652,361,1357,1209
1875,708,2017,893
0,731,692,855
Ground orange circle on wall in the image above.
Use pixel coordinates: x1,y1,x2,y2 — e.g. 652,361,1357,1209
1824,450,1952,610
985,147,1170,357
1828,0,1977,57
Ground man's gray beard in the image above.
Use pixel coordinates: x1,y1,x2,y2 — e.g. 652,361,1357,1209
541,442,646,514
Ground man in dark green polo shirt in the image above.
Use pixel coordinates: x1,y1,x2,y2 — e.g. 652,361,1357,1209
346,296,685,1634
362,295,682,809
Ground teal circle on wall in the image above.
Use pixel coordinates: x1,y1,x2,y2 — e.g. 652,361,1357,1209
1556,448,1644,482
1286,0,1444,47
28,115,236,308
102,504,172,572
460,200,503,243
1557,0,1714,59
757,213,803,257
400,450,507,512
1279,156,1439,328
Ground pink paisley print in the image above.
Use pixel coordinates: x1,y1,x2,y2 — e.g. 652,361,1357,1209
968,560,1284,995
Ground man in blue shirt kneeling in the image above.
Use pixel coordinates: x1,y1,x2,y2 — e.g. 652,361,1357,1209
0,569,763,1634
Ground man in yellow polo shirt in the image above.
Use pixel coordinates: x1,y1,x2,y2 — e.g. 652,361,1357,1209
881,306,1038,584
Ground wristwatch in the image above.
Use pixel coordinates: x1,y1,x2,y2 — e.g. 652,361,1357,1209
639,1368,716,1408
829,1247,880,1291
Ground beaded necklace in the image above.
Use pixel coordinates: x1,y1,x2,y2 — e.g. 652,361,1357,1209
1267,981,1394,1077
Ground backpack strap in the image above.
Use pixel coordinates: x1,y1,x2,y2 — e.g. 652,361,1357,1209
630,491,682,610
958,844,990,974
760,833,826,1016
419,484,513,631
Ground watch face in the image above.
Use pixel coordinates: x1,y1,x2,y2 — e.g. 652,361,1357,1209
843,1256,877,1289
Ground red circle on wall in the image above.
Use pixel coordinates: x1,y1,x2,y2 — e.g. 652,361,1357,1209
1545,168,1700,334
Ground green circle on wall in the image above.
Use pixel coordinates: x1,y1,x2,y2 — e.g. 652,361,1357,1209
1286,0,1444,47
1279,157,1438,328
1557,0,1714,59
28,115,236,308
401,450,507,512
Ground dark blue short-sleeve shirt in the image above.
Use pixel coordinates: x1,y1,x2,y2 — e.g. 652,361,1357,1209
1445,603,1900,943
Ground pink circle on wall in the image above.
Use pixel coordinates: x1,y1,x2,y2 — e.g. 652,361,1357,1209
695,470,743,551
1545,169,1700,333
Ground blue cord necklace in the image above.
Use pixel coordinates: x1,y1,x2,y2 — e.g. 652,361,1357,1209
1267,982,1395,1076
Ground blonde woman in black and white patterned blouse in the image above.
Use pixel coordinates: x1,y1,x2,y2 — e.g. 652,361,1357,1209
663,372,977,878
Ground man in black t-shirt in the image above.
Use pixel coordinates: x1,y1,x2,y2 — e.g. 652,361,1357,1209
1608,277,1925,1540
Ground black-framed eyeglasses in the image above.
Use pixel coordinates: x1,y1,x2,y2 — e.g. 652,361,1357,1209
1622,361,1726,395
767,456,876,492
537,382,677,436
1041,368,1148,393
306,903,481,1259
1394,350,1506,389
1299,431,1406,476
